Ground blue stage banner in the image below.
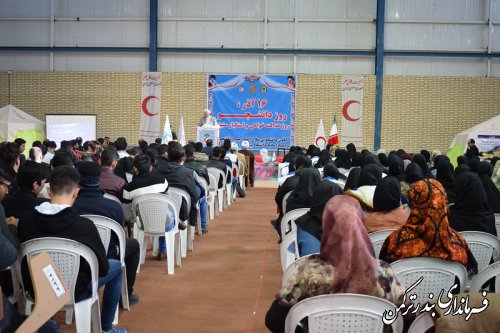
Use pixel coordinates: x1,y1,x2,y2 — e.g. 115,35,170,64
207,74,296,150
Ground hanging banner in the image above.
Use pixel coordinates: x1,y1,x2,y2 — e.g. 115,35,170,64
340,76,364,147
139,72,162,143
207,74,296,150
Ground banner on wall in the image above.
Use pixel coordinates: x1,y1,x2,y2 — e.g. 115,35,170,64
207,74,296,150
340,75,364,147
139,72,162,143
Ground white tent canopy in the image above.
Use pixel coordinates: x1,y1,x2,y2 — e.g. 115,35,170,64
450,114,500,152
0,104,45,146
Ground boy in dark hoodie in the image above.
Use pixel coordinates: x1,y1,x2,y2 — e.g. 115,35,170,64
17,166,127,333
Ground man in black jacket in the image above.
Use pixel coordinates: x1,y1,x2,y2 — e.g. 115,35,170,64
465,138,480,160
3,161,49,218
17,166,127,333
205,146,229,189
155,143,200,227
184,144,208,233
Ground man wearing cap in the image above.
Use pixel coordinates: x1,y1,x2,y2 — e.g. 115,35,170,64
239,141,255,187
198,109,219,127
73,161,140,306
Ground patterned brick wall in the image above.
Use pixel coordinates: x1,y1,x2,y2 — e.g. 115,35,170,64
1,71,499,152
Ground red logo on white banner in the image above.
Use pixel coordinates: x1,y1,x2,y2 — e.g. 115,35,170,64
141,96,159,116
341,100,361,122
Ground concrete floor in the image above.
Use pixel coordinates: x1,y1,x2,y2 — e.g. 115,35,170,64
59,187,281,333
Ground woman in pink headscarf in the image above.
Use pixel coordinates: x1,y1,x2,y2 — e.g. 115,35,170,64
265,195,406,333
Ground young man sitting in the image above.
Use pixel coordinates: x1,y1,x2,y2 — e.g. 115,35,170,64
72,162,140,305
17,166,127,333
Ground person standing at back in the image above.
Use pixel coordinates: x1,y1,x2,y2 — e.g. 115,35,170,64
465,138,479,160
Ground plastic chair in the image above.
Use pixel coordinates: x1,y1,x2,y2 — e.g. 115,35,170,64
15,238,101,333
280,208,310,239
15,252,71,333
282,253,318,286
281,191,292,215
368,229,397,259
391,257,467,305
238,160,246,191
83,215,130,310
208,167,226,213
469,261,500,292
132,193,181,275
193,171,209,227
208,173,218,219
460,230,500,288
103,192,131,236
284,294,404,333
168,187,197,257
495,213,500,239
280,230,300,272
407,313,434,333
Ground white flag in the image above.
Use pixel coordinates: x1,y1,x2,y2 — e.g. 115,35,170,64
178,115,186,146
315,118,326,150
139,72,162,143
161,115,173,144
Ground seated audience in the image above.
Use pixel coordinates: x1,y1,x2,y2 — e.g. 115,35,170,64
193,142,208,162
114,156,135,184
449,172,496,236
115,137,129,159
412,153,434,179
380,178,478,274
99,149,126,200
183,144,208,233
333,148,351,170
477,161,500,213
28,147,43,163
206,146,229,188
155,142,200,228
265,195,406,333
42,140,57,164
0,142,20,180
14,138,26,164
285,167,321,212
294,181,343,256
436,160,456,203
2,161,49,218
18,166,127,333
73,162,140,305
364,176,409,233
344,164,382,210
201,139,214,157
321,162,346,189
239,140,255,187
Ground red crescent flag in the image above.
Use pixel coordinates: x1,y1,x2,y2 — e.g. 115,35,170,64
315,118,326,150
329,116,339,146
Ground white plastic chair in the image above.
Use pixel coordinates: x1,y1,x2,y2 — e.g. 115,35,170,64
208,172,218,219
103,192,132,236
408,313,434,333
368,229,397,259
238,160,246,191
15,238,101,333
280,230,300,272
192,171,208,229
469,261,500,292
281,191,292,215
208,167,226,213
282,253,318,286
495,213,500,239
83,215,129,311
460,230,500,288
132,193,181,275
284,294,404,333
280,208,310,239
391,257,467,305
227,163,238,205
168,187,197,257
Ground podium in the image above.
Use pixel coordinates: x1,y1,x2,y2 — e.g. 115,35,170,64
197,126,220,147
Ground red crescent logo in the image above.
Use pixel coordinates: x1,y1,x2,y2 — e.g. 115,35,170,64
341,100,361,122
141,95,159,116
315,136,326,147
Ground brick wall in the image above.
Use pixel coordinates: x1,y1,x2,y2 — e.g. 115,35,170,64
1,71,499,152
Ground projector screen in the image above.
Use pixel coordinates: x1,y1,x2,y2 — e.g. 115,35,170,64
46,115,97,148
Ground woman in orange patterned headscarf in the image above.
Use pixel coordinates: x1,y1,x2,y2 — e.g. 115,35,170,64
379,178,477,272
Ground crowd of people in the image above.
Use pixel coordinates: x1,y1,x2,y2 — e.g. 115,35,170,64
266,141,500,333
0,135,254,333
